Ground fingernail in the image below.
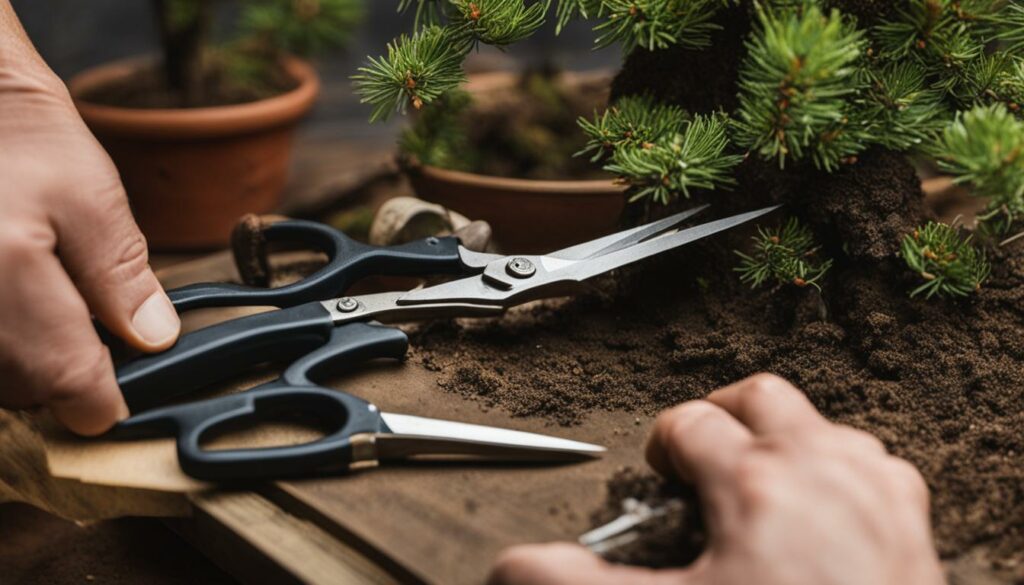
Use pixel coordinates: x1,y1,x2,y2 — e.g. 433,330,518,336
131,291,180,347
116,400,131,421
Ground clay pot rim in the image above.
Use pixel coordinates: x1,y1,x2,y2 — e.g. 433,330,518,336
411,163,625,198
69,56,320,140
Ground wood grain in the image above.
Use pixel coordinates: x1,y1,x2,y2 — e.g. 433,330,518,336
180,491,399,585
263,358,654,585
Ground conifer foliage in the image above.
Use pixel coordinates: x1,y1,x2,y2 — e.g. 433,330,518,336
900,221,991,298
356,0,1023,299
735,218,833,291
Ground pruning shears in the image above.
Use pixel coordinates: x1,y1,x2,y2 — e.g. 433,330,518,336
111,204,778,481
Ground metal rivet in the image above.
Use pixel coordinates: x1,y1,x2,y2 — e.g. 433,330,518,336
506,257,536,278
336,297,359,313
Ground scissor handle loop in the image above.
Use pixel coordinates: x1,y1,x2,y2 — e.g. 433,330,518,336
113,322,408,479
171,385,385,481
167,220,466,312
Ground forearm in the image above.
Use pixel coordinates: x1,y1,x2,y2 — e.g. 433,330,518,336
0,1,68,98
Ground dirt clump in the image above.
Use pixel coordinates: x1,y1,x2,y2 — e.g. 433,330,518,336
586,468,704,568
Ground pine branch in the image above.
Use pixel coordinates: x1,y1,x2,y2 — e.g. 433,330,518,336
399,90,475,169
857,61,949,150
240,0,365,56
735,217,833,291
732,4,867,170
576,95,689,162
994,0,1024,54
592,0,724,52
900,221,990,298
398,0,448,28
928,104,1024,235
353,25,470,122
952,52,1024,110
604,113,742,204
870,0,1013,98
554,0,601,34
448,0,550,47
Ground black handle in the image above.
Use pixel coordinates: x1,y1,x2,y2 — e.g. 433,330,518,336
280,322,409,386
117,302,336,412
112,322,410,480
120,385,387,481
167,220,466,312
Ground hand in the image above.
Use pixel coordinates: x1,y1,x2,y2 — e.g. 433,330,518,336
490,374,944,585
0,14,180,435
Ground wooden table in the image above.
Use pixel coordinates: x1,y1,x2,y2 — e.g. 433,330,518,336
3,119,654,585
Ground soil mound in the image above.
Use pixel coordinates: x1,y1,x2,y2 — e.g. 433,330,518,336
413,226,1024,577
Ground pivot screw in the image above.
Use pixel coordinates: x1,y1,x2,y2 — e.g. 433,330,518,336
336,297,360,313
506,257,536,278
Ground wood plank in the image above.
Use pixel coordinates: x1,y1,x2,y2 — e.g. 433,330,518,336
259,356,652,585
178,491,401,585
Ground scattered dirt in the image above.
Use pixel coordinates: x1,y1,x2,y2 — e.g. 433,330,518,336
412,167,1024,580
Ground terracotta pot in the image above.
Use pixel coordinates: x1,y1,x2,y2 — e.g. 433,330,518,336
69,57,319,250
407,165,626,254
405,70,626,254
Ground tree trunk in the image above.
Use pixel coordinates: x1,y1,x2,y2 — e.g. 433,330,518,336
154,0,211,107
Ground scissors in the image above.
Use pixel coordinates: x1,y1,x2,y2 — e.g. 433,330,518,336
111,203,778,480
113,321,607,480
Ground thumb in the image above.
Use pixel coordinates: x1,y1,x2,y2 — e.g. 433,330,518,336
53,177,180,352
489,543,700,585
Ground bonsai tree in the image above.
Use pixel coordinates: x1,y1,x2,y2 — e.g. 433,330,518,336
152,0,364,106
355,0,1023,299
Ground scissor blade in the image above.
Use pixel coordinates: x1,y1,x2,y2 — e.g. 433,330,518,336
565,205,781,283
376,413,605,461
548,205,709,261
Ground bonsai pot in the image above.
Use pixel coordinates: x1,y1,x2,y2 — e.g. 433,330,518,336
405,70,626,254
406,164,625,254
69,57,319,250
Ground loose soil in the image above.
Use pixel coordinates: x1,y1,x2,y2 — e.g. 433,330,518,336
412,70,613,181
79,61,297,109
411,155,1024,579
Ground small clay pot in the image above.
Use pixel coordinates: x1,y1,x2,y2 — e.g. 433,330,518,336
70,57,319,250
407,165,625,254
404,70,626,253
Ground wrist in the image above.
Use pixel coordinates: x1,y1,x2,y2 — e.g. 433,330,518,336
0,1,71,106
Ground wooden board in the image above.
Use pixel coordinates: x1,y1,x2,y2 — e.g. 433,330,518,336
130,356,651,585
254,359,653,585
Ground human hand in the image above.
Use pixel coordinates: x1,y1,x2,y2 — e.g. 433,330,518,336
0,6,179,434
490,374,944,585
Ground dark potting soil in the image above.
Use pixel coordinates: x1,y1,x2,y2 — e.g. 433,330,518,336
411,151,1024,578
79,61,297,109
587,468,705,569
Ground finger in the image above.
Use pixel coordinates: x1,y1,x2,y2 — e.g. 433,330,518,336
706,373,826,435
645,400,753,489
0,225,128,434
489,543,697,585
49,163,179,352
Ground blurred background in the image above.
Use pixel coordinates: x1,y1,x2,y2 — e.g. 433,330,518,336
12,0,620,144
